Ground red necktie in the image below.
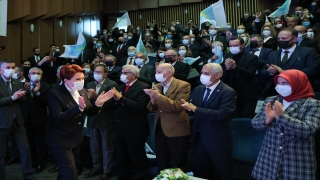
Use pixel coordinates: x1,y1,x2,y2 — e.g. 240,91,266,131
125,85,130,92
97,48,101,53
128,58,133,65
117,45,121,54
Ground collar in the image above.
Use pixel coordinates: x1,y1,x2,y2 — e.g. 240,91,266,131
96,78,106,86
64,83,76,94
21,78,26,83
1,75,10,83
172,61,177,66
126,79,137,86
206,80,221,90
162,78,174,88
264,36,272,42
281,44,296,54
59,80,63,85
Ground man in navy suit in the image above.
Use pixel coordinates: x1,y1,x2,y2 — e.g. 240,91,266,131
260,28,320,97
181,63,236,180
0,59,36,180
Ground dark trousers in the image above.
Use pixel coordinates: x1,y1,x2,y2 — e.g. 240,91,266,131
155,120,189,172
231,93,257,119
194,133,233,180
90,126,114,173
50,144,81,180
25,122,47,168
115,134,149,180
6,134,19,161
0,119,34,180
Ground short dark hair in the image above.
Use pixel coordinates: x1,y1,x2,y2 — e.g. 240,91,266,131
33,47,39,52
279,27,298,37
60,64,85,80
22,60,31,64
0,59,14,67
250,34,264,41
50,44,56,48
230,36,244,45
158,47,167,51
16,66,24,72
94,64,108,73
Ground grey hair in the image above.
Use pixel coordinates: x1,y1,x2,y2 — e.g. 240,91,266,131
204,63,223,78
29,67,43,75
123,65,140,78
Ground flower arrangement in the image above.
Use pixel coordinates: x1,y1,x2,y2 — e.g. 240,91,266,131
154,168,189,180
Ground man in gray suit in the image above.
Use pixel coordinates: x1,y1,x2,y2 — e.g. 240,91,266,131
84,64,118,180
134,52,155,86
0,59,36,180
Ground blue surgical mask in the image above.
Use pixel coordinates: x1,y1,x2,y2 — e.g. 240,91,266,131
303,22,311,28
134,58,144,66
128,51,135,57
182,39,189,45
96,43,101,48
167,34,173,39
237,29,244,34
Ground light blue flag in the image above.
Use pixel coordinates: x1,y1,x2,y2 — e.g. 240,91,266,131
211,43,223,64
200,0,227,29
113,12,131,29
136,35,147,55
268,0,291,18
184,56,201,65
60,32,86,59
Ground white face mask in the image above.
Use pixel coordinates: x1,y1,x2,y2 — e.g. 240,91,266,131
71,80,84,91
178,49,187,56
209,29,217,35
275,84,292,97
307,32,314,38
135,58,144,66
165,43,172,49
120,74,129,83
94,74,104,82
190,38,195,42
155,74,167,82
3,69,15,78
12,73,20,79
145,33,150,36
297,33,304,42
108,39,113,42
30,74,41,83
56,49,60,52
103,31,107,34
229,46,241,55
93,41,96,44
182,39,189,45
275,24,282,28
123,35,128,39
263,30,271,36
128,51,135,57
237,29,244,34
128,36,133,40
83,68,90,74
200,74,212,86
150,28,154,31
158,52,165,58
241,37,247,43
295,10,302,15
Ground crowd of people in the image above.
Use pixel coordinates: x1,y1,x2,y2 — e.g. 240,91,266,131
1,1,320,180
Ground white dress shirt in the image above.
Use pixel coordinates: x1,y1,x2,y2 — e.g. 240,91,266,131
161,78,174,94
64,84,80,105
281,44,296,61
203,80,220,100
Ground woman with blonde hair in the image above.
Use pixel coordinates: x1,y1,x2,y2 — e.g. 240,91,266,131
261,24,278,50
177,44,193,62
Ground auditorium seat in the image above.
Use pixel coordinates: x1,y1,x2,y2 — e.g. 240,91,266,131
231,118,265,180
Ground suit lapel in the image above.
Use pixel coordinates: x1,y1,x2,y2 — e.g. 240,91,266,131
98,79,111,94
59,84,78,107
0,77,10,95
124,80,138,96
164,79,178,97
195,85,206,106
238,52,247,67
259,48,266,59
204,82,223,108
285,46,301,67
299,38,307,46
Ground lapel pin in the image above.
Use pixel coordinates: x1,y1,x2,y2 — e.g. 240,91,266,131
217,90,220,92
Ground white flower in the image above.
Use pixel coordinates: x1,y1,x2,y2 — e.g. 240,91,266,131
163,174,169,178
160,178,169,180
174,172,183,178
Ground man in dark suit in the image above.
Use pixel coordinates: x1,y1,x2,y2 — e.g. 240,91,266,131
146,63,191,172
221,36,262,118
0,59,36,180
240,12,255,34
123,32,136,47
201,25,227,54
135,52,155,86
118,46,135,67
112,37,129,64
162,50,190,82
183,22,199,36
84,64,118,180
104,55,122,85
28,47,42,68
260,28,320,97
43,44,62,84
110,65,150,180
23,67,51,174
295,25,319,52
181,63,237,180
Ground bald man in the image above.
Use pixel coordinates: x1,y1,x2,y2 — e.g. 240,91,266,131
294,25,319,52
112,37,129,64
146,63,191,172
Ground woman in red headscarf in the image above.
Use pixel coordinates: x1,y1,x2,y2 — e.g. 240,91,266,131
251,69,320,180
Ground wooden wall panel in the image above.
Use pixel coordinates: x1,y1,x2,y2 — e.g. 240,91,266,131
59,0,74,17
138,0,158,9
159,0,180,6
25,0,48,20
66,17,77,44
22,21,40,61
43,0,62,19
107,18,117,30
119,0,138,11
83,0,91,14
181,0,202,3
0,23,21,64
40,19,54,57
8,0,30,22
73,0,84,15
102,0,119,13
54,18,66,53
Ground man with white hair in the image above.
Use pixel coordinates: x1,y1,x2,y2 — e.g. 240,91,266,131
24,67,51,174
181,63,236,179
110,65,150,180
134,52,155,85
146,63,191,172
118,46,136,67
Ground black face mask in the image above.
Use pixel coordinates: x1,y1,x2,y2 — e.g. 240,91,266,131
250,41,259,48
106,61,113,67
165,57,174,63
118,41,123,44
278,39,293,49
34,53,40,56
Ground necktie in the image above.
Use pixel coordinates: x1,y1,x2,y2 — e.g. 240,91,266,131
128,58,133,65
202,88,211,106
251,48,259,54
282,51,289,64
98,48,101,53
210,37,213,43
117,45,121,54
5,81,12,95
31,84,35,97
125,85,130,92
